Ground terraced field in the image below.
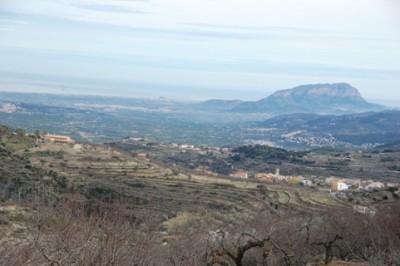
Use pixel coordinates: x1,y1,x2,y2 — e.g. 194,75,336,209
25,143,276,220
3,136,352,228
263,184,349,213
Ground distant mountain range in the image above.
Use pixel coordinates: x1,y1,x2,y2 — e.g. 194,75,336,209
0,85,396,148
1,83,390,116
229,83,387,114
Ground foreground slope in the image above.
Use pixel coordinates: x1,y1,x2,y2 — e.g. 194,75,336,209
1,126,399,265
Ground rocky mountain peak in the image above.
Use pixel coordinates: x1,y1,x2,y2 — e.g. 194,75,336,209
271,83,364,100
232,83,384,114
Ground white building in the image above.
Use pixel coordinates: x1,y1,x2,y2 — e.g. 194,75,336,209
230,171,248,179
365,182,385,191
331,180,349,191
43,134,75,144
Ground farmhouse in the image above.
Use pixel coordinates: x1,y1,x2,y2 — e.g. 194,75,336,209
287,177,303,185
364,182,385,191
230,171,248,179
43,134,75,144
136,153,148,161
341,178,361,188
255,173,274,183
300,180,313,186
331,180,349,192
325,176,339,184
353,205,376,215
386,182,399,188
353,205,367,214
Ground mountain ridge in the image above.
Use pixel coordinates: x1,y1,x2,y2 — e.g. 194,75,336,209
232,83,387,114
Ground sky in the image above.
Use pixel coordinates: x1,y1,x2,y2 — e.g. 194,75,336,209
0,0,399,106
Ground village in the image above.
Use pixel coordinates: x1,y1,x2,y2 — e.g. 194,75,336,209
230,167,398,193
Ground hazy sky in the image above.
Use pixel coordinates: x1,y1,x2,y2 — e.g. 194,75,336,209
0,0,399,105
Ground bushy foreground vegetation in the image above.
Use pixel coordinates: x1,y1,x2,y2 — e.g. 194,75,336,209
0,196,399,266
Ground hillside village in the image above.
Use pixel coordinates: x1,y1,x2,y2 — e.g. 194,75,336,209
39,132,400,215
17,130,400,207
106,135,400,208
3,127,399,212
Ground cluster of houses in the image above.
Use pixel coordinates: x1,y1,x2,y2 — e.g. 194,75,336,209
125,137,231,156
324,177,392,192
229,168,398,193
119,138,399,195
174,144,230,155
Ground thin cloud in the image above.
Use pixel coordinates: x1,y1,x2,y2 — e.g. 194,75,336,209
74,3,149,14
0,18,30,32
2,44,398,81
117,0,150,2
179,22,331,34
0,10,288,41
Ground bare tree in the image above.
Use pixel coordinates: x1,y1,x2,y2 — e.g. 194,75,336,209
1,195,160,266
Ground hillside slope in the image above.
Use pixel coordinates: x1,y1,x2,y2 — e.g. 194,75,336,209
258,110,400,146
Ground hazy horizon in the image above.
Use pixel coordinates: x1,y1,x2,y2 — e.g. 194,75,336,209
1,0,399,107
